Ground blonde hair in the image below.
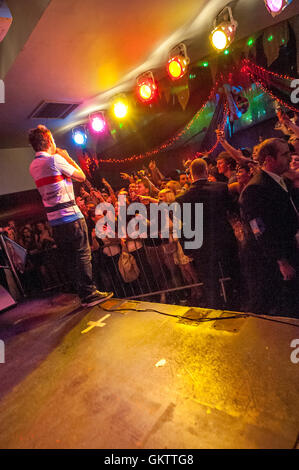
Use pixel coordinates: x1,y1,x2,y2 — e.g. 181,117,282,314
166,180,181,195
158,188,175,203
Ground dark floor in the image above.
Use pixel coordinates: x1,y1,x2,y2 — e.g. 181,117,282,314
0,293,298,449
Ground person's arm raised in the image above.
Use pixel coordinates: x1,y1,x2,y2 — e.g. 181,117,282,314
278,113,299,138
216,129,246,163
102,178,117,205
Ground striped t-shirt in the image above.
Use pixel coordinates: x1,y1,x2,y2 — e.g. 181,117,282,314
30,151,84,226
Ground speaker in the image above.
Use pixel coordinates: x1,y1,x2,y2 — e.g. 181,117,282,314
0,284,16,312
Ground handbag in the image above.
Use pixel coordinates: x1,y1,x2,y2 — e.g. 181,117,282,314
118,248,140,283
162,241,177,255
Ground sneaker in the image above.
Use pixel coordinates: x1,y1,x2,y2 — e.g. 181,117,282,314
81,290,114,307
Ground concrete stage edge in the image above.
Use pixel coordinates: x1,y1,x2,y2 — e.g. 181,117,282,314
0,293,298,449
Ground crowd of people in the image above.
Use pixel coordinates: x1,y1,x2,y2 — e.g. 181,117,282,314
1,110,299,315
0,219,66,294
71,110,299,314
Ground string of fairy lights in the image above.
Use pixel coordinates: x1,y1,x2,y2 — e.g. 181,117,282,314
193,99,229,158
97,86,219,164
241,59,299,113
70,1,295,164
96,58,298,164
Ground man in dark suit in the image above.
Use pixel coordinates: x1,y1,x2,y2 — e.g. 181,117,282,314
240,138,299,316
176,158,239,309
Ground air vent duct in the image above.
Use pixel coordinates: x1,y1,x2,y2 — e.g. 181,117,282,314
28,101,80,119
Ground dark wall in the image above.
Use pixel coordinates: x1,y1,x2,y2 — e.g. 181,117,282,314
0,189,45,227
229,117,286,150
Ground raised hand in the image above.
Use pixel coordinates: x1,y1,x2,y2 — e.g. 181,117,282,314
120,172,131,180
278,259,296,281
215,128,225,141
183,159,192,168
102,177,110,186
56,147,70,159
149,160,156,171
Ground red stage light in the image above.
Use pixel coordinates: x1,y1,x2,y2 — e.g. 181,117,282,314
136,72,157,103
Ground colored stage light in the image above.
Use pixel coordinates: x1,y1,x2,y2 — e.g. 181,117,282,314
92,116,105,132
265,0,283,12
211,29,228,51
136,71,157,103
167,43,189,81
167,56,188,80
72,127,87,146
139,84,152,100
210,7,238,52
113,100,128,119
264,0,293,16
90,113,106,133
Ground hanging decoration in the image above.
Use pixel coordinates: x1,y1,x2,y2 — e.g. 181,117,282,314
98,85,218,164
289,16,299,75
175,77,190,111
97,57,298,165
219,83,250,138
208,57,219,84
194,96,228,157
241,59,299,113
244,36,257,60
222,84,249,123
158,76,172,104
262,21,289,67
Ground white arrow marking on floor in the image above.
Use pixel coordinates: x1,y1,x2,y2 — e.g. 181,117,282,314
81,314,111,334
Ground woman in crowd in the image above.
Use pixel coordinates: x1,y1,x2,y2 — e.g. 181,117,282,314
158,189,203,304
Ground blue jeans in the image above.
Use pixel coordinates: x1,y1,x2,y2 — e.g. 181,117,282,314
52,218,97,299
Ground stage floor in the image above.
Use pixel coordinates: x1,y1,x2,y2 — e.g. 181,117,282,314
0,293,298,449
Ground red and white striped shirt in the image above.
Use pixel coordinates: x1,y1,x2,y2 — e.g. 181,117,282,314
30,151,83,226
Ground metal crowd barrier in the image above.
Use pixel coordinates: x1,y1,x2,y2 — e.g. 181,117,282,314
1,233,232,307
94,239,232,306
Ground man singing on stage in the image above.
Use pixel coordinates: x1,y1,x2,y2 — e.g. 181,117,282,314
29,125,113,307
